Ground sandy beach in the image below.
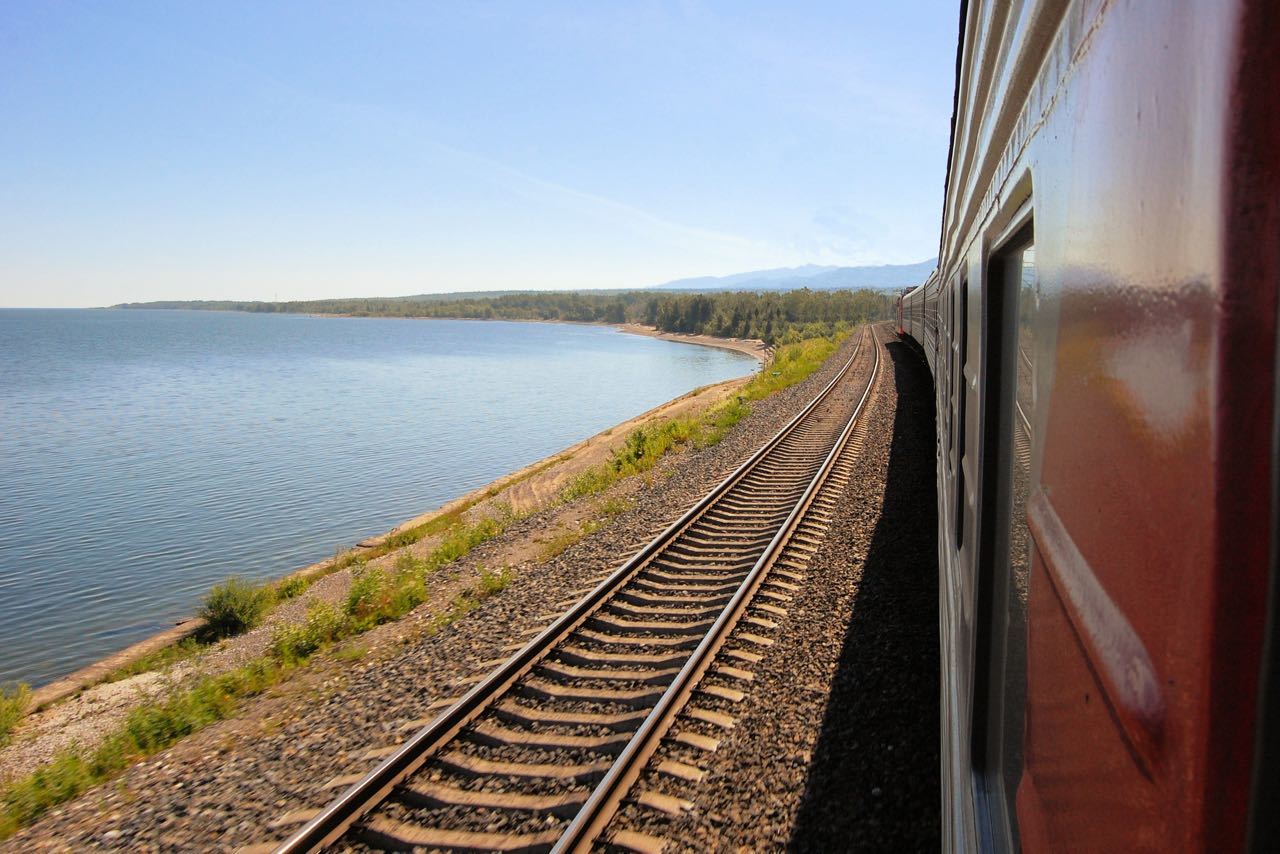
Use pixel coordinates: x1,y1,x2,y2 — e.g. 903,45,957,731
615,323,771,362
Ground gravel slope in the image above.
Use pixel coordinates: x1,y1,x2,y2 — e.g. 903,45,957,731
1,335,863,852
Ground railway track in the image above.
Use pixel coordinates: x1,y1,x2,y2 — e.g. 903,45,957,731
275,325,883,854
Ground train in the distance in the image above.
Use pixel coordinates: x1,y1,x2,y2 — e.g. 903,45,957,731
895,0,1278,850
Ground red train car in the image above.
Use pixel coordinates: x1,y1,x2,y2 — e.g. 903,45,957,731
899,0,1280,849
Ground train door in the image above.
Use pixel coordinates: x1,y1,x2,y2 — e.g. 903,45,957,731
947,261,978,850
938,278,953,465
954,274,971,559
972,209,1035,852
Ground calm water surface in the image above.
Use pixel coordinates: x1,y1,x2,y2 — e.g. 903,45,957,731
0,309,756,686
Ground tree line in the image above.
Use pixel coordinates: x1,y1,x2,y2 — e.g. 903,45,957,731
115,288,894,345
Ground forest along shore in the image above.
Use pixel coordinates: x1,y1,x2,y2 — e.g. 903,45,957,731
110,286,893,347
0,331,855,846
17,326,768,717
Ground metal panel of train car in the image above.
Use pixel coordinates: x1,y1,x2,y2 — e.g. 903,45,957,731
899,0,1280,850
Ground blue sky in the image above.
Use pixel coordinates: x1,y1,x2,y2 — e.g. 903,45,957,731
1,2,959,307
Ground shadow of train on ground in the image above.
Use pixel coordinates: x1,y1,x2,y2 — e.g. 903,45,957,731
790,339,941,851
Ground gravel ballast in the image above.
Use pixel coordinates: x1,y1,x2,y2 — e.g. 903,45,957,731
604,332,941,851
1,335,865,852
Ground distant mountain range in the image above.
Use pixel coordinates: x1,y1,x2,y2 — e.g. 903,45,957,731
653,258,936,292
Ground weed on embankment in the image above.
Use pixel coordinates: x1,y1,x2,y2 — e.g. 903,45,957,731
562,333,844,501
0,658,280,838
100,571,313,683
537,520,603,562
0,685,30,749
272,557,516,664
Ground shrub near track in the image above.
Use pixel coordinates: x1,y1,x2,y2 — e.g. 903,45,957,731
198,577,273,641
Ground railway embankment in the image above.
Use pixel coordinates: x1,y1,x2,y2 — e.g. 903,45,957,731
2,328,767,729
601,332,941,850
0,332,851,847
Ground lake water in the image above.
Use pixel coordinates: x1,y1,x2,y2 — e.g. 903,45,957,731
0,309,757,687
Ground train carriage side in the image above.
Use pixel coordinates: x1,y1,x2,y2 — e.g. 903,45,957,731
900,0,1280,850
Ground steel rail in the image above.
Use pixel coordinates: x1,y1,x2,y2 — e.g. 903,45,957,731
274,327,869,854
554,325,883,851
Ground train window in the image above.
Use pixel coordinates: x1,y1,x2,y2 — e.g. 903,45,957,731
945,280,954,470
974,225,1035,850
946,278,956,473
954,278,968,549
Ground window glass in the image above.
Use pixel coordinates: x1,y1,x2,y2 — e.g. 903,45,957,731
986,237,1035,848
955,279,968,548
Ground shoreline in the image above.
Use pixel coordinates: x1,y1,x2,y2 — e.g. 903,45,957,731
25,332,767,711
322,315,774,364
612,322,770,362
0,331,864,845
102,306,775,365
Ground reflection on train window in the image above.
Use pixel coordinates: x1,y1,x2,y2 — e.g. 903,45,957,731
954,279,968,549
946,281,955,473
978,231,1035,850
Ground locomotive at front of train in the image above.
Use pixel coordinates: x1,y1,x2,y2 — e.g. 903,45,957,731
901,0,1280,851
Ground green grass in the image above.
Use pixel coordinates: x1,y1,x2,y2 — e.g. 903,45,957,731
106,572,301,683
595,496,633,519
338,495,511,570
476,565,515,596
561,466,616,501
273,574,310,600
344,562,428,632
562,418,701,501
332,644,368,662
738,335,842,402
0,505,515,839
321,501,483,576
270,516,508,664
104,576,295,686
0,659,280,838
421,517,503,572
115,513,507,683
426,567,514,635
537,520,602,562
105,637,204,683
271,602,346,665
0,684,30,749
560,333,846,502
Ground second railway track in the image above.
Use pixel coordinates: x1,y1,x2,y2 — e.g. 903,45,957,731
275,325,884,854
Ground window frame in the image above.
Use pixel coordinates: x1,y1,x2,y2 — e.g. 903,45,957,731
970,200,1035,853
